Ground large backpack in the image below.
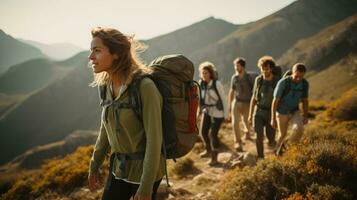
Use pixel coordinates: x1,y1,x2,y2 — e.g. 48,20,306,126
99,54,199,160
273,65,283,78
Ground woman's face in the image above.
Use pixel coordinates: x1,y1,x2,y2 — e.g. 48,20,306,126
89,37,118,74
200,69,211,82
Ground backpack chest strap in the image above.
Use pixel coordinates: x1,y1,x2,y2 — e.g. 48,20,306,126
101,99,132,123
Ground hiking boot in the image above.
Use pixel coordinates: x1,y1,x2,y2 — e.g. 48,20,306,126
257,156,264,161
208,151,219,166
244,132,252,140
234,143,244,152
199,150,211,158
275,144,285,156
235,146,244,152
268,140,277,148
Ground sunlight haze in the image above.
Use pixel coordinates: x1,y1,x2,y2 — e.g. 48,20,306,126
0,0,295,48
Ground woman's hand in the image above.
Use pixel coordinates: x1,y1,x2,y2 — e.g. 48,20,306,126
88,172,102,191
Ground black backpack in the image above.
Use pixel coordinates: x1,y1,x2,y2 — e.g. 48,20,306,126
255,74,280,104
255,66,282,102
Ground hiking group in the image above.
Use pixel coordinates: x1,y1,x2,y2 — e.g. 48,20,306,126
198,56,309,164
87,27,309,200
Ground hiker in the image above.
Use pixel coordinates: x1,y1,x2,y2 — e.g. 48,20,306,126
198,61,229,166
248,56,279,159
228,57,254,152
271,63,309,156
87,27,164,200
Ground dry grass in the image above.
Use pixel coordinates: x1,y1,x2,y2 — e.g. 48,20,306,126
0,146,102,200
168,154,200,179
213,88,357,200
325,86,357,121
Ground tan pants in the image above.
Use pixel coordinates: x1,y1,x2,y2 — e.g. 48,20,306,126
276,111,304,148
231,100,251,146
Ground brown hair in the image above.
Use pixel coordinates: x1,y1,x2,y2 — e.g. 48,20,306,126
257,56,276,69
90,27,149,86
233,57,246,67
199,61,218,80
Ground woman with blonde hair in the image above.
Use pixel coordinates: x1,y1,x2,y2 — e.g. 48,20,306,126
198,61,229,166
87,27,165,200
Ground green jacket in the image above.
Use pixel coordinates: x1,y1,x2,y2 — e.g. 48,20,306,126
89,78,165,196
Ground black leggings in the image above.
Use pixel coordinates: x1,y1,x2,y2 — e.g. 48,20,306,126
200,113,224,151
102,173,162,200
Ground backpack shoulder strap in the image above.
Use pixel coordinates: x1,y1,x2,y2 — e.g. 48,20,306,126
212,80,222,103
281,77,292,99
198,79,205,106
128,74,153,121
98,84,107,106
255,75,263,101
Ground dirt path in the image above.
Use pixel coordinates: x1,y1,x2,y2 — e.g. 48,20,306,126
163,123,277,200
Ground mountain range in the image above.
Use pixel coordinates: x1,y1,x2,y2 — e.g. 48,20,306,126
20,39,83,61
0,30,45,74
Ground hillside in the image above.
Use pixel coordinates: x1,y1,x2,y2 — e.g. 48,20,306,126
0,130,97,172
1,89,356,199
0,94,26,120
0,53,100,164
20,39,83,60
0,29,45,74
0,0,356,165
0,52,88,95
0,59,67,95
141,17,238,63
0,17,238,164
189,0,357,82
277,14,357,100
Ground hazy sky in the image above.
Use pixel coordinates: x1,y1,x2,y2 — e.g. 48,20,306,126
0,0,295,49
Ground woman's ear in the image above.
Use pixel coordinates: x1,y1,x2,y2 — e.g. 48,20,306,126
113,54,119,59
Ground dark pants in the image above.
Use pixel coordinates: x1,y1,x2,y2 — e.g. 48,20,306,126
254,111,276,158
102,173,162,200
200,113,224,151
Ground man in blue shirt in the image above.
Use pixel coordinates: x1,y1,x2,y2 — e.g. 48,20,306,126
271,63,309,155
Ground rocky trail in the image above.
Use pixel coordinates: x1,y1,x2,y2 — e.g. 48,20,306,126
161,123,277,200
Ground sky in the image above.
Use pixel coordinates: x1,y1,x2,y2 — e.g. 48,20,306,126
0,0,295,49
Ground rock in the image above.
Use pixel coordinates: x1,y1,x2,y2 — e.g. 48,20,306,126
217,152,232,163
